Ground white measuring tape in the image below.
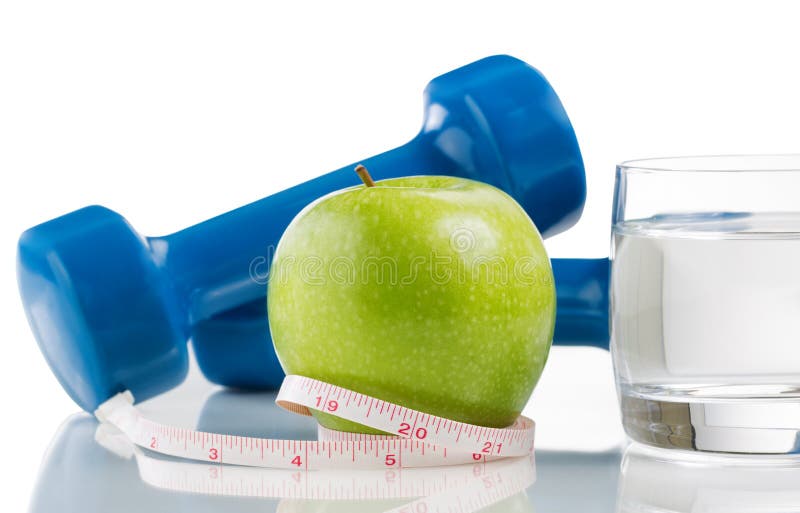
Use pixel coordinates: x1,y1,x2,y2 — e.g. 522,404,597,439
94,375,536,512
94,428,534,508
95,375,535,469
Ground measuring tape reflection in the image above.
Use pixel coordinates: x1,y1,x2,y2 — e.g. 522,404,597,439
94,375,536,512
96,375,535,470
96,423,533,509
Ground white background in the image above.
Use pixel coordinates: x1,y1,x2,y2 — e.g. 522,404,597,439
1,0,799,509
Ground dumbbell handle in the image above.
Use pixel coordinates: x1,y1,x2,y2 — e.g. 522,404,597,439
552,257,609,349
162,137,453,322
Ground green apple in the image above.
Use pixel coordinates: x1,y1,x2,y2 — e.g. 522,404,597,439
267,169,555,433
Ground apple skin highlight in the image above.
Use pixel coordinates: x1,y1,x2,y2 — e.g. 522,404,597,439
267,174,555,433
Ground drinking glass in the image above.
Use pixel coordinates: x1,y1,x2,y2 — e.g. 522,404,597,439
611,155,800,453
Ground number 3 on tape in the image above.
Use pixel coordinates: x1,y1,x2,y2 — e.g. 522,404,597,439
95,375,535,470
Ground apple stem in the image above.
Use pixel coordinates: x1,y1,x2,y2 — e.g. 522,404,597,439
355,164,376,187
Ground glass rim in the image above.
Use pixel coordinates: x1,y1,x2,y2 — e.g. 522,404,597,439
617,154,800,173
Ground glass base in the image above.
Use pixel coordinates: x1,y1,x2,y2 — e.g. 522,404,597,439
620,385,800,454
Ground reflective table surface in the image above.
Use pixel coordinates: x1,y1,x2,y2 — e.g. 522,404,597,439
29,369,800,513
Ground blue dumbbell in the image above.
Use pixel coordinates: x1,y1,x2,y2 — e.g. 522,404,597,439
17,55,608,413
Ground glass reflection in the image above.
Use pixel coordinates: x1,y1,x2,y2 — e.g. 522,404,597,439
619,443,800,512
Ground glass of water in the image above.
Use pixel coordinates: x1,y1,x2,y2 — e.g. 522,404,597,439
611,155,800,454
